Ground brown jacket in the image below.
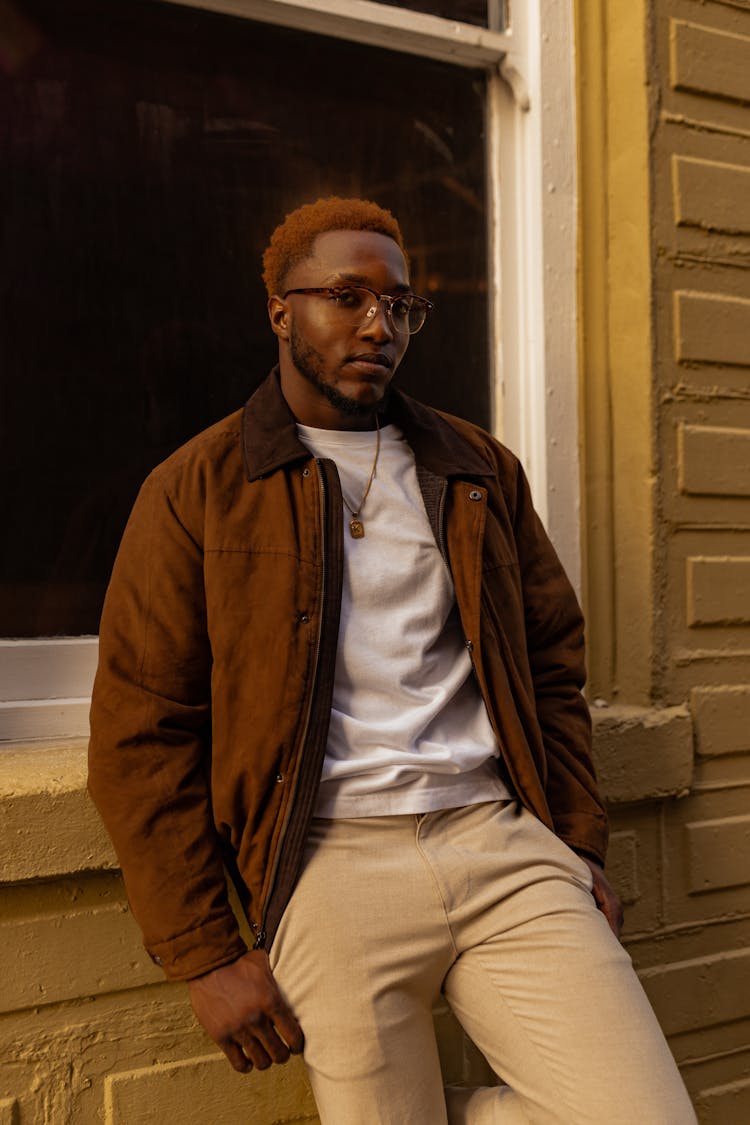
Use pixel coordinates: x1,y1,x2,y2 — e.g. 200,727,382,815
88,369,607,982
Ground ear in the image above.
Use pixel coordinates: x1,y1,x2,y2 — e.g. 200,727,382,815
268,295,290,341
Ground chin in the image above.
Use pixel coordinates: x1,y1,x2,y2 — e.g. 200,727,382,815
323,376,390,417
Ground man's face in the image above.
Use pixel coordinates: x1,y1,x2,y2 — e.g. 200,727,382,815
270,229,411,429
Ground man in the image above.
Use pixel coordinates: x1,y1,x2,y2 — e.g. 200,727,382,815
89,197,697,1124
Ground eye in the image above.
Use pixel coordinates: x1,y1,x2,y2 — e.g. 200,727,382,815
391,296,413,320
331,287,365,310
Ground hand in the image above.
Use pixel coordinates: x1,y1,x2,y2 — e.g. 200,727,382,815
579,857,625,939
188,950,304,1073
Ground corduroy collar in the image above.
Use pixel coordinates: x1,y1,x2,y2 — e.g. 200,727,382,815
241,367,494,483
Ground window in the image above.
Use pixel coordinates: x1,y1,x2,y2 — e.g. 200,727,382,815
0,0,580,738
371,1,504,28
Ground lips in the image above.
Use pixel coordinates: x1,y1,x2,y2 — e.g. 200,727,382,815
346,351,394,371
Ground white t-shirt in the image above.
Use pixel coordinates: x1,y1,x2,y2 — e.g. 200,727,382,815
297,421,512,818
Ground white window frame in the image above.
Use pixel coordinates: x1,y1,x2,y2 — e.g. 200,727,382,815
2,0,580,742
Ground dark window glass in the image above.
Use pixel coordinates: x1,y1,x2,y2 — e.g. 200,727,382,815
1,0,488,637
371,1,504,29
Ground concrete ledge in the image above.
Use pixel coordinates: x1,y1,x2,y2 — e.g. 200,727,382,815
0,705,699,887
592,704,694,803
0,740,117,882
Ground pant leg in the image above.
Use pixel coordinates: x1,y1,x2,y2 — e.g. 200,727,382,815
444,1083,529,1125
269,816,455,1125
416,802,697,1125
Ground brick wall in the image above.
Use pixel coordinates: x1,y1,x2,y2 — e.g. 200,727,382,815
578,1,750,1120
0,743,321,1125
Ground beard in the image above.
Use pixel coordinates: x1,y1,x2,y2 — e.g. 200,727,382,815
289,324,389,418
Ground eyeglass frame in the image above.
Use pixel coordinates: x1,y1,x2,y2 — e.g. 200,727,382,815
282,285,435,335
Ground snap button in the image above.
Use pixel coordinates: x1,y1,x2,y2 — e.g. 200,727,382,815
152,954,163,966
469,489,482,501
302,467,310,477
300,613,310,624
276,773,284,784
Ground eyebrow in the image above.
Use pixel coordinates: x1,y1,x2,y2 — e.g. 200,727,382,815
325,272,411,294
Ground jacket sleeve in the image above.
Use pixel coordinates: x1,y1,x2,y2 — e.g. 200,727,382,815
88,471,248,981
512,461,608,865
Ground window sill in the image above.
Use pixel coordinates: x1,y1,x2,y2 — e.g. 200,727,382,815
0,738,118,884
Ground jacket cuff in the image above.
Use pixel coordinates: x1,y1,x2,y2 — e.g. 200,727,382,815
145,915,249,981
554,812,609,868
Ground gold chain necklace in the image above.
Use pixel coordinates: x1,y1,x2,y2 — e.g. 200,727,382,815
342,414,380,539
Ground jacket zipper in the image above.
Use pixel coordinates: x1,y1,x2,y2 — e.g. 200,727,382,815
436,479,449,564
252,459,334,949
437,477,480,675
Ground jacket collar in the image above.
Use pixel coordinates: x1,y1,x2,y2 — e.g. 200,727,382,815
242,367,494,483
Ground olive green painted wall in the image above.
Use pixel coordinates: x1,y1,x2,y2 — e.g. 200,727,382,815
577,1,750,1119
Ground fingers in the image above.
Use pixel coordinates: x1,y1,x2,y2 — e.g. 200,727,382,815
603,900,619,938
612,900,625,938
248,971,305,1057
236,1022,287,1068
187,950,304,1073
219,1019,295,1073
221,1039,253,1074
595,883,623,939
228,1006,304,1072
270,1001,305,1055
236,1029,274,1070
583,859,625,940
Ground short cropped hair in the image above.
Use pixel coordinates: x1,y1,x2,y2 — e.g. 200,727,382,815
262,196,407,297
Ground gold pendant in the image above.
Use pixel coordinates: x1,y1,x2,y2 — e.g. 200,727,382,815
349,518,365,539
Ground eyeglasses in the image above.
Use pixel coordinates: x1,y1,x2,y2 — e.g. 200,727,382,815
283,285,434,336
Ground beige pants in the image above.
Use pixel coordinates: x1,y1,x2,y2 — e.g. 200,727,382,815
270,801,697,1124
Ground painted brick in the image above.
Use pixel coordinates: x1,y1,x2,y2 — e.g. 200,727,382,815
696,1076,750,1125
692,686,750,757
0,900,161,1013
687,557,750,626
0,1100,18,1125
104,1053,318,1125
605,831,639,906
607,806,663,936
679,424,750,497
591,705,693,802
662,787,750,928
680,1037,750,1099
0,990,217,1124
640,947,750,1036
687,814,750,893
670,19,750,104
673,155,750,235
675,291,750,368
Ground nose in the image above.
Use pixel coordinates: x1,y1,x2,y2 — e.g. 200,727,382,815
359,297,395,343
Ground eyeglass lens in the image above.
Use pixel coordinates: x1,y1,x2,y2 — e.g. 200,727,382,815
338,287,427,335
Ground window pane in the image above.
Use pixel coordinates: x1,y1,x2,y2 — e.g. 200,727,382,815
371,2,503,29
1,0,488,637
